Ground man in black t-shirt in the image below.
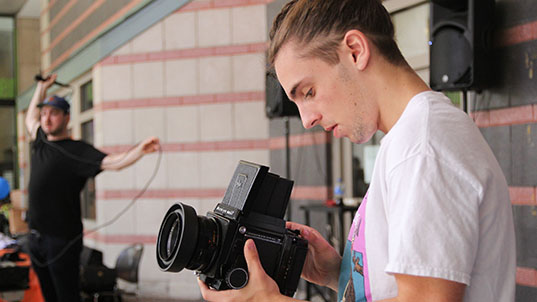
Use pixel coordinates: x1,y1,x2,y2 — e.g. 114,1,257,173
25,74,160,302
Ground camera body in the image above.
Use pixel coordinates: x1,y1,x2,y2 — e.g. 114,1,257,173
157,161,308,297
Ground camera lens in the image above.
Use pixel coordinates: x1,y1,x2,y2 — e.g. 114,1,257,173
166,218,181,257
156,203,220,273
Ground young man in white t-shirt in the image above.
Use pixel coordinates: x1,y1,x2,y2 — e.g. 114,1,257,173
197,0,516,301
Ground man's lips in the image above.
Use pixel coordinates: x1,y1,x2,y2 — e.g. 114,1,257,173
325,124,343,138
325,124,337,132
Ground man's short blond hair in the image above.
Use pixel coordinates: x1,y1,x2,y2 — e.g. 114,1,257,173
268,0,407,68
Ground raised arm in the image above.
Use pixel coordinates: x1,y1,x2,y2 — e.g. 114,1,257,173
25,74,57,140
100,136,160,171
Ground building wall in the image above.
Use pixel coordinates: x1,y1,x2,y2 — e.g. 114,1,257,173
89,1,272,299
16,17,41,94
39,0,152,73
15,0,331,299
471,0,537,299
17,0,537,300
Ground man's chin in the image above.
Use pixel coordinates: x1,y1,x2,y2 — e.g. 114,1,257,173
349,132,375,144
44,128,61,136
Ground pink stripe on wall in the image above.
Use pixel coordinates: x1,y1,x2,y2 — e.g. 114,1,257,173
97,43,267,66
471,104,537,128
97,185,329,201
93,91,265,111
164,140,269,152
45,0,144,73
93,181,537,206
291,185,331,200
517,267,537,288
40,0,57,17
488,105,534,127
98,140,268,154
41,0,77,36
509,186,537,206
179,0,273,12
98,131,330,154
269,131,331,149
43,0,106,55
497,20,537,48
470,110,490,128
84,232,157,244
96,188,227,200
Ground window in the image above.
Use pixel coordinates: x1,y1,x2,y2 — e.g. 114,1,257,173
0,17,15,100
73,74,97,221
0,103,16,189
80,80,93,112
0,16,17,189
81,120,96,220
81,120,94,143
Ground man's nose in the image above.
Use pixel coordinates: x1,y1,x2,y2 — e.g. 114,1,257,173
298,105,321,129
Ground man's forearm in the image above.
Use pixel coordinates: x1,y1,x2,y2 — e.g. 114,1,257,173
26,83,44,120
25,82,46,137
101,145,144,171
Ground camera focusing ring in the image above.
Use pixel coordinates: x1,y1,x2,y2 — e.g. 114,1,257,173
156,203,199,272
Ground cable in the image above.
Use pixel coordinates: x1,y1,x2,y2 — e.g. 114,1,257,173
35,74,70,88
28,132,162,267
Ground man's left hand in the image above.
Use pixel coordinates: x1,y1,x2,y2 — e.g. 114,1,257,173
139,136,160,154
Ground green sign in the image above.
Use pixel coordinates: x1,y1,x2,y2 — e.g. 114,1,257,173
0,78,14,100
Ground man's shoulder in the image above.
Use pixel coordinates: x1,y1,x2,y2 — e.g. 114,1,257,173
380,91,484,169
59,139,101,153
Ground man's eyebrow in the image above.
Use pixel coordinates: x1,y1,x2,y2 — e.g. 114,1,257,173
290,80,302,99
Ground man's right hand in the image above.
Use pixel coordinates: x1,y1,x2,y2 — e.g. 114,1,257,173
38,74,57,91
26,74,60,140
286,221,342,291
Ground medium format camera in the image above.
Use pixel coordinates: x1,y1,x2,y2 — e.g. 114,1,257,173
156,161,308,297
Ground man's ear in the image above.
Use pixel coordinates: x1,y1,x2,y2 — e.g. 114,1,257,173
343,29,370,70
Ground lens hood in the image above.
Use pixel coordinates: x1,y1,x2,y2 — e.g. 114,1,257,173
156,203,199,272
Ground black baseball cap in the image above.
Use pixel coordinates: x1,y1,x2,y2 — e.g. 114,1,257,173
38,95,70,113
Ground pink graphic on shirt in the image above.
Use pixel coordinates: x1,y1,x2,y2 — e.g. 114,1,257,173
338,193,371,301
351,194,371,299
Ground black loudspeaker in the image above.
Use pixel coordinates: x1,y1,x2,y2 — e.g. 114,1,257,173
265,72,299,118
429,0,495,91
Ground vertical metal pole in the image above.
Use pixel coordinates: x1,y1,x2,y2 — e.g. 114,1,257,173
463,90,468,113
285,117,292,220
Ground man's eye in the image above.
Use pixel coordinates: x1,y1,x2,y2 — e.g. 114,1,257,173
305,89,314,99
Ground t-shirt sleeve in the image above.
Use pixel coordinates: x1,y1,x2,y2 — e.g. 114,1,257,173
31,127,46,149
75,142,107,178
383,154,480,285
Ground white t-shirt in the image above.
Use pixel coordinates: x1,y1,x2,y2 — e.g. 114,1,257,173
337,91,516,302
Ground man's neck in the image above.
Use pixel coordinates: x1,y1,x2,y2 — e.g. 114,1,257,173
46,132,69,141
366,60,430,133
